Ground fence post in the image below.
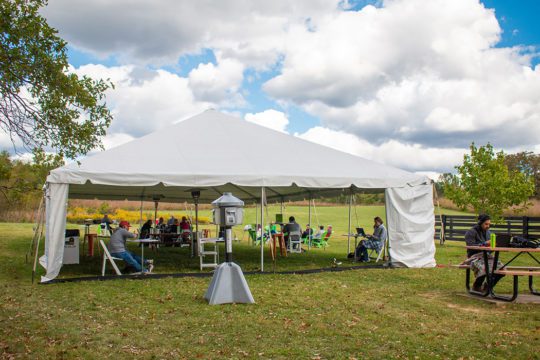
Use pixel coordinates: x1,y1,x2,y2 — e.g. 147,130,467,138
441,215,447,242
449,217,453,240
523,216,529,238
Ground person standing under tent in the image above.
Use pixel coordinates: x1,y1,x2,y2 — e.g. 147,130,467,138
355,217,386,262
462,214,504,292
167,215,176,227
283,216,302,249
108,221,154,273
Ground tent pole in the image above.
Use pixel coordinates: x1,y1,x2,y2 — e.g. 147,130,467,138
308,194,312,250
384,189,392,267
31,195,46,284
260,187,265,272
347,189,352,254
432,182,445,245
255,202,258,247
139,190,144,230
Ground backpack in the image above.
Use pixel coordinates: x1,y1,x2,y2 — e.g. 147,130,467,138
510,236,540,249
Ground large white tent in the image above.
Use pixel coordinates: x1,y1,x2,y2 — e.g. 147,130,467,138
41,110,435,282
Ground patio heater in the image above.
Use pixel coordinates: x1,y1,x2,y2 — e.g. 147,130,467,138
205,192,255,305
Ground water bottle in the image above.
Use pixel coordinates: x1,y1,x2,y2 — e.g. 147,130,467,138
490,233,496,248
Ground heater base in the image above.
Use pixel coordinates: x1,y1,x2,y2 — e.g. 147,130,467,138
204,262,255,305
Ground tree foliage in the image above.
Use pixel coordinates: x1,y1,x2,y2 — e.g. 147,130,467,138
0,149,63,209
442,143,534,220
0,0,113,159
504,151,540,199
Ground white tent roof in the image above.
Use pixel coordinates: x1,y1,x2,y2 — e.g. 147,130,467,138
47,109,428,202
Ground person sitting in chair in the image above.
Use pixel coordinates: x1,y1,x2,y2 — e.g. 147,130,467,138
302,224,313,240
108,221,153,273
283,216,302,249
312,225,325,240
355,217,386,262
179,216,192,244
462,214,504,292
139,219,153,239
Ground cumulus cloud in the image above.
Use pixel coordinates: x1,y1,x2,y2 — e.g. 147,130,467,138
35,0,540,173
42,0,338,68
297,126,466,172
73,64,212,138
264,0,540,150
245,109,289,132
188,57,245,105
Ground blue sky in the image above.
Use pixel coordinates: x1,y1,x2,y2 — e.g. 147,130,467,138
30,0,540,175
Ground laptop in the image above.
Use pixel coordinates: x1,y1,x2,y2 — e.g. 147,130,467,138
495,234,512,247
356,227,366,237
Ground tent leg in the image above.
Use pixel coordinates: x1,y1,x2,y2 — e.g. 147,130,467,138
347,190,352,254
260,187,265,272
308,195,312,250
31,199,46,284
384,189,392,267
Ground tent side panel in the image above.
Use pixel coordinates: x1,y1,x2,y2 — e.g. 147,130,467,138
40,183,69,282
385,184,436,268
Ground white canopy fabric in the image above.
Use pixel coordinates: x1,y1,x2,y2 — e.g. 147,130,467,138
41,109,436,281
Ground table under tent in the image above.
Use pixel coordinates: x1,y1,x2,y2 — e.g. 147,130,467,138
39,110,436,282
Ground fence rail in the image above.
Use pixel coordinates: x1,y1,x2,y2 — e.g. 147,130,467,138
435,215,540,243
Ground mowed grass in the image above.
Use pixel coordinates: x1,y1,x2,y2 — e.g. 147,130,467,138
1,206,539,359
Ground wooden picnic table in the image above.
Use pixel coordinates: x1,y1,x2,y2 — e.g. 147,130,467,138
464,246,540,301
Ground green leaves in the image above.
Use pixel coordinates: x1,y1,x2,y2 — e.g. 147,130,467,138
442,143,535,221
0,0,113,159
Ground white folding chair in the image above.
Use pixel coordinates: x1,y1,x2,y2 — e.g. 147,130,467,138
367,240,386,263
100,240,123,276
288,230,302,253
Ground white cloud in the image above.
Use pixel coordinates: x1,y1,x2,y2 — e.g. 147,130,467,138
263,0,540,150
42,0,339,68
35,0,540,173
188,57,245,105
73,64,212,138
297,126,465,172
245,109,289,133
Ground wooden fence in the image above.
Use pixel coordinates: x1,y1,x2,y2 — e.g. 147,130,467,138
435,215,540,243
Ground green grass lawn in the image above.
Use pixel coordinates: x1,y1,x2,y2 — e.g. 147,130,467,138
1,206,539,359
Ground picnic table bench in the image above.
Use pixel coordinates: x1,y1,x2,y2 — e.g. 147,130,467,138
460,246,540,302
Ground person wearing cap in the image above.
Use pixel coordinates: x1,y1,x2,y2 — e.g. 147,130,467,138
108,220,154,273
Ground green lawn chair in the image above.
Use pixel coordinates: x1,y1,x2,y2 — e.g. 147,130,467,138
312,229,332,249
248,229,268,246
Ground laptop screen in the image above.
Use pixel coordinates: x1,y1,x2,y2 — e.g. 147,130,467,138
356,227,366,236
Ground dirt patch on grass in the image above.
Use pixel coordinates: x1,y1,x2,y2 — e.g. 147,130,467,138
445,302,482,313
